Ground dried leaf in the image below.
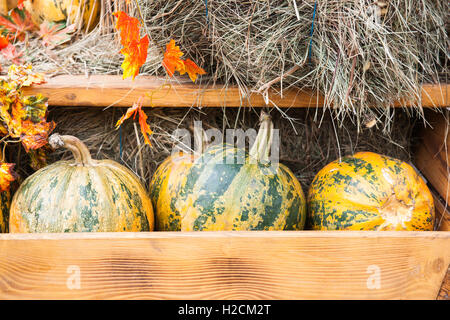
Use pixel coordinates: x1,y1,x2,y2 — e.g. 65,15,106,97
116,97,152,145
0,162,17,192
184,59,206,83
38,21,76,49
0,8,36,41
162,39,185,77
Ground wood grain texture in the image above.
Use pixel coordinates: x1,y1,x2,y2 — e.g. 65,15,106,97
433,192,450,231
415,113,450,205
0,231,448,300
437,267,449,300
22,75,449,108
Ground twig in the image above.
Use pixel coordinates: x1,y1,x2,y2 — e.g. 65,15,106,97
256,64,302,95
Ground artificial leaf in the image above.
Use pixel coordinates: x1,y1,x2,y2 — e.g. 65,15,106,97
116,97,153,145
162,39,185,77
29,147,50,170
7,64,46,87
16,94,49,123
0,65,53,153
38,21,76,48
0,162,17,192
19,119,55,152
183,58,206,83
113,11,148,80
1,43,23,64
0,8,36,41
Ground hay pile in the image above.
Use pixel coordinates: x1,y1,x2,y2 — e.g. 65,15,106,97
16,0,448,124
7,107,417,193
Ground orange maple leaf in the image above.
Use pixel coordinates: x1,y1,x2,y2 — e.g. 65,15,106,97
116,97,153,145
120,34,149,80
0,162,17,192
113,11,148,80
17,0,24,10
184,59,206,83
162,40,206,82
162,39,185,77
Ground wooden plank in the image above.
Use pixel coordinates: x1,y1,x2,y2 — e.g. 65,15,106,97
0,231,448,300
415,113,450,205
22,75,449,108
433,192,450,231
437,267,450,300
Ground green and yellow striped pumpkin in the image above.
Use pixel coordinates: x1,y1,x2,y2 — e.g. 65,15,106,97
149,112,307,231
307,152,434,231
10,134,154,233
23,0,100,31
0,190,10,233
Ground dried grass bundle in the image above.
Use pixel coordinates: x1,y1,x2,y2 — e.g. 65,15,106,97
11,0,448,126
6,107,415,192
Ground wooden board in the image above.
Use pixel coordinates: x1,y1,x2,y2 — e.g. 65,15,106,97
437,267,450,300
415,113,450,205
22,75,449,108
0,231,448,300
433,192,450,231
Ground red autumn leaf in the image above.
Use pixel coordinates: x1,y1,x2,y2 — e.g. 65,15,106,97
38,21,76,48
113,11,148,80
17,0,24,10
184,59,206,83
162,39,185,77
116,97,153,145
0,162,17,192
0,8,36,41
1,43,23,64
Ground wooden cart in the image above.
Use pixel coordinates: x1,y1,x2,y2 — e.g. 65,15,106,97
0,77,447,300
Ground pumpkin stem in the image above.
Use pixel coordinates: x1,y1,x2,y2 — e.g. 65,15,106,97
249,111,273,163
49,134,93,166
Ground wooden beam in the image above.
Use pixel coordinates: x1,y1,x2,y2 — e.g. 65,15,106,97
22,75,449,108
415,113,450,205
0,231,448,299
433,192,450,231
